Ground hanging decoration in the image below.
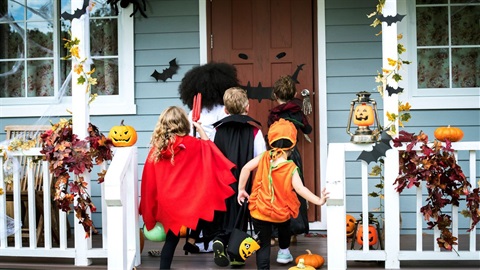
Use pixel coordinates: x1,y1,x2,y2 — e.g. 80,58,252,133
356,129,392,164
61,0,90,21
376,13,406,26
151,58,179,82
107,0,148,18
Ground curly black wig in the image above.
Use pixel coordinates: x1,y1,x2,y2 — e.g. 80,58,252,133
178,62,239,110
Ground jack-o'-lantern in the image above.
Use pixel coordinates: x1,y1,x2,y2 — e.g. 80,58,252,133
356,224,378,246
108,120,138,147
353,103,374,126
346,214,357,238
239,237,260,260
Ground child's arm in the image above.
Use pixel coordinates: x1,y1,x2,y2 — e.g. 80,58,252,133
292,170,329,206
192,122,209,140
237,154,261,205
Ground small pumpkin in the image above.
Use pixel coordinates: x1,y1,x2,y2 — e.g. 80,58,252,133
108,120,138,147
346,214,357,238
356,224,378,246
289,258,316,270
295,249,324,269
434,125,464,142
353,102,375,126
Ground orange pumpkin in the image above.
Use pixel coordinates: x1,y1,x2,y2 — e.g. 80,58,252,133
356,225,378,246
353,103,374,126
295,249,324,269
434,126,464,142
346,214,357,238
108,120,138,147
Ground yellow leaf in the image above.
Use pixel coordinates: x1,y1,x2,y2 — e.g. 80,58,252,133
387,58,397,67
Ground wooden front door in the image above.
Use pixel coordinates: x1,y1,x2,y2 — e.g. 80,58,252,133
208,0,320,220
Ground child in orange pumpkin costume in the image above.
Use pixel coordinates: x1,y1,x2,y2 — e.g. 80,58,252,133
237,119,329,269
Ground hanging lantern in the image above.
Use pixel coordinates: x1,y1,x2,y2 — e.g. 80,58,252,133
346,91,382,143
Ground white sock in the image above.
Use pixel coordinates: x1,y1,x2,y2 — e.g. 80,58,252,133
279,248,290,254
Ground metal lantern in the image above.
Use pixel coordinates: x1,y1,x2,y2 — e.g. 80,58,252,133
346,91,382,143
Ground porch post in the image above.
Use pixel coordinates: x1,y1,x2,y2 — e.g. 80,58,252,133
381,0,400,269
71,0,92,266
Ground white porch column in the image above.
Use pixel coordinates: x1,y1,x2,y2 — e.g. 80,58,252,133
71,0,92,266
382,0,400,269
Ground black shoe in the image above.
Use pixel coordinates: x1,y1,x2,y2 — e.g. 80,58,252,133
183,241,200,255
213,240,230,267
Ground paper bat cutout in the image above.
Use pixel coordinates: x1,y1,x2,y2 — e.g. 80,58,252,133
244,82,273,102
61,0,89,21
377,13,406,26
151,58,179,82
385,84,404,96
356,130,392,164
243,63,306,102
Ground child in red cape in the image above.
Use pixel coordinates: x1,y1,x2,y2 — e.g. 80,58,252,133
139,106,236,269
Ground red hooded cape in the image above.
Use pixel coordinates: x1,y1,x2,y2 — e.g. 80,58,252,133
139,135,236,235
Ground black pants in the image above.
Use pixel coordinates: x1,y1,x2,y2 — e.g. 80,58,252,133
252,217,291,269
160,230,180,269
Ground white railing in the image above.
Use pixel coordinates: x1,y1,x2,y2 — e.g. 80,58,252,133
326,141,480,270
0,146,140,270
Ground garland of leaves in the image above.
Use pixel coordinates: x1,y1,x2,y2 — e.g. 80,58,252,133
40,119,114,237
392,131,480,251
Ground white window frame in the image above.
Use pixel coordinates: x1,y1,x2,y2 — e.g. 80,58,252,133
0,3,136,118
398,1,480,109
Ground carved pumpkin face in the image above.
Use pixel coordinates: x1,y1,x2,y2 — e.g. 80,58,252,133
353,103,374,126
239,237,260,260
356,225,378,246
346,214,356,237
109,120,138,147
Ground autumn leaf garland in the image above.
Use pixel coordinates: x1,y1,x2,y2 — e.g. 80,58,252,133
40,119,114,238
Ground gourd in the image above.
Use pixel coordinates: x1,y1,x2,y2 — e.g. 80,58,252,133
295,249,325,269
353,103,374,126
346,214,356,238
108,120,138,147
356,224,378,246
434,126,464,142
289,258,316,270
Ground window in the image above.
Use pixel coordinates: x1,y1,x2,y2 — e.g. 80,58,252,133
400,0,480,109
0,0,135,117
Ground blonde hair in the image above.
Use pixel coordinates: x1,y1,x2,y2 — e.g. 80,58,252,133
149,106,191,163
273,76,296,101
223,87,249,115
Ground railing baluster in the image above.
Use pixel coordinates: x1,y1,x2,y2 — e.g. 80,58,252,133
468,150,476,252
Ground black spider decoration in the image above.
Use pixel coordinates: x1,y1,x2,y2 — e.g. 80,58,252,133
107,0,148,18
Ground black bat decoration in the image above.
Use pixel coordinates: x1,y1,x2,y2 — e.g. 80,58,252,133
107,0,148,18
61,0,89,21
244,82,273,102
151,58,179,82
243,63,306,102
385,84,404,96
377,13,406,26
356,130,392,164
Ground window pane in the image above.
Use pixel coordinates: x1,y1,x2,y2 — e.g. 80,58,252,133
26,0,53,21
0,60,25,97
27,59,53,96
450,0,480,3
452,48,480,88
92,58,118,95
417,48,449,88
90,2,116,17
416,7,448,46
0,23,25,59
451,5,480,45
4,0,25,21
27,22,53,58
90,18,118,56
60,59,72,96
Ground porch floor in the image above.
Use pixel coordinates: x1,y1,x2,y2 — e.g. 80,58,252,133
0,233,478,269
